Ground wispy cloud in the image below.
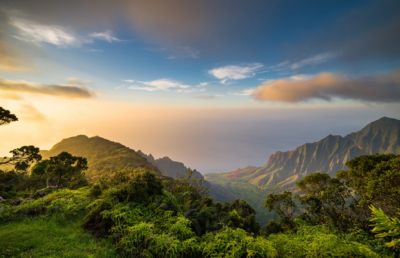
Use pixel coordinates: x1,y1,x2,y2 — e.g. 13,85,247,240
252,70,400,103
19,104,46,122
270,53,335,72
0,78,94,98
126,79,190,92
89,30,121,43
9,17,122,47
10,17,79,47
124,78,207,93
209,63,264,83
289,53,335,70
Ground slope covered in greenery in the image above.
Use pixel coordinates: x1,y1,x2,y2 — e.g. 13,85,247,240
1,153,399,257
42,135,205,182
1,108,399,257
42,135,161,181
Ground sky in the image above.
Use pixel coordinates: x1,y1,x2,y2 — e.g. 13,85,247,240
0,0,400,173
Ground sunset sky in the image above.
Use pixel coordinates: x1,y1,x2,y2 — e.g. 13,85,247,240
1,0,400,172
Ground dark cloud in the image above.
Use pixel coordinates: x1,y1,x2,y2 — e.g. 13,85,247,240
1,0,399,64
0,78,94,98
287,0,400,68
252,70,400,103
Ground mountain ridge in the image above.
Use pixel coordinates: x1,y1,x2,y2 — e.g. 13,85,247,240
212,117,400,191
42,135,203,181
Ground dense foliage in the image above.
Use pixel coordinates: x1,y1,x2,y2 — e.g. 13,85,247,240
0,107,399,257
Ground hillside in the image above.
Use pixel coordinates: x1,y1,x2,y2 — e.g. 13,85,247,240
42,135,202,181
210,117,400,191
138,151,203,180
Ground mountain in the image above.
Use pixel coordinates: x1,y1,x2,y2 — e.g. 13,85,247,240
42,135,202,181
210,117,400,191
138,151,203,180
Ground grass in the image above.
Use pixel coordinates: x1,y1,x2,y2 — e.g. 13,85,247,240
0,217,118,258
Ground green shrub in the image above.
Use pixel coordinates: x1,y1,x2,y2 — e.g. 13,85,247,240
5,188,91,220
268,225,382,257
202,227,277,258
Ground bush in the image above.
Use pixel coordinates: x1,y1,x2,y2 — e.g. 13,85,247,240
268,225,382,257
7,188,91,220
202,227,277,257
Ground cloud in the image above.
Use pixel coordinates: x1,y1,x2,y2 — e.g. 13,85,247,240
252,70,400,103
89,30,121,43
124,78,208,94
209,63,263,83
2,0,400,63
124,78,191,91
18,104,46,121
126,79,190,92
10,17,79,46
0,78,94,98
268,53,335,72
288,53,334,70
9,15,122,48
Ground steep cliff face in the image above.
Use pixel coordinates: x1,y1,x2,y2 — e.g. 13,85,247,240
217,117,400,190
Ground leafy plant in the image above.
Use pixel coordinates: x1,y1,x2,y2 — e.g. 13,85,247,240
370,206,400,249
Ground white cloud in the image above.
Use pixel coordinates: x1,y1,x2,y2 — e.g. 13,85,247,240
208,63,263,83
10,17,121,47
126,79,190,92
89,30,121,43
10,17,79,47
124,78,209,93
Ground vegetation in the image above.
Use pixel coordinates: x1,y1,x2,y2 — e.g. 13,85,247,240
0,106,18,125
0,106,399,257
370,206,400,250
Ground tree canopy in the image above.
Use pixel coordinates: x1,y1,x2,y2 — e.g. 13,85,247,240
0,107,18,126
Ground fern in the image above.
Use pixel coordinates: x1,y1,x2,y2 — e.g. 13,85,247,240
370,206,400,249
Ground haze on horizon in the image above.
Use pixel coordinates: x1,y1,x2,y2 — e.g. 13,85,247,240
1,0,400,173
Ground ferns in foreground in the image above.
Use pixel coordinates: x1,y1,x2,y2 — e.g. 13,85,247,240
370,206,400,250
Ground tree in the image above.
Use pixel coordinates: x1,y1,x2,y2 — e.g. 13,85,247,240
124,170,163,202
0,146,42,172
0,107,18,126
265,191,297,231
43,152,88,188
297,173,352,230
337,154,400,216
227,199,260,234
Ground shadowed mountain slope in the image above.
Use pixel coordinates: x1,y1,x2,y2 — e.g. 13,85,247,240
211,117,400,191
